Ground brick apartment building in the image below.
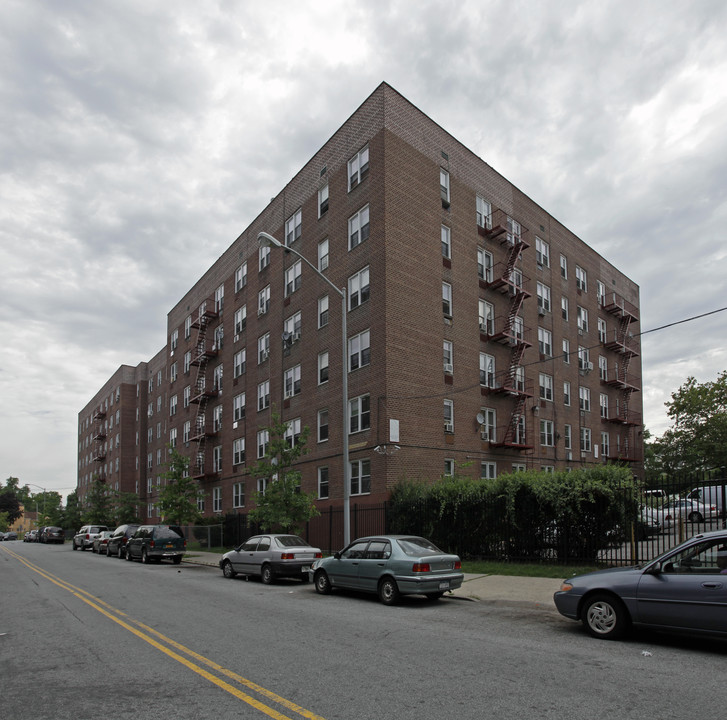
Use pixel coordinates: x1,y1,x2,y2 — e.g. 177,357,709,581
77,82,643,521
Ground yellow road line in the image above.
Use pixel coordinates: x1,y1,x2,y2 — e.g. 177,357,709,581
1,546,326,720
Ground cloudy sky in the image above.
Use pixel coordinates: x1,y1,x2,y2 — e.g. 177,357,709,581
2,0,726,498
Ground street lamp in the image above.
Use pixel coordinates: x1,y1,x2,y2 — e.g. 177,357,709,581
25,483,47,527
257,231,351,546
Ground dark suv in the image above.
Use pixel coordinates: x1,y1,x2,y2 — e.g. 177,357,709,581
107,524,140,559
126,525,186,564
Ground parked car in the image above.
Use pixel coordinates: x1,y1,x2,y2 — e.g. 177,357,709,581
220,534,322,583
40,526,65,544
656,499,717,530
687,484,727,515
554,529,727,640
126,525,186,564
24,530,37,542
107,524,140,559
72,525,109,551
92,531,114,554
2,531,18,541
310,535,464,605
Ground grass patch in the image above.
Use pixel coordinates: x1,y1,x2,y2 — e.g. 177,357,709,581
461,560,600,578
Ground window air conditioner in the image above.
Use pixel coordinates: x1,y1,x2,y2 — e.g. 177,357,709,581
444,422,454,434
443,363,453,374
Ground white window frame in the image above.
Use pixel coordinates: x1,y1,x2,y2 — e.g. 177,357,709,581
318,466,329,499
540,419,554,447
284,364,302,398
349,458,371,496
535,237,550,267
318,295,329,328
579,386,591,412
348,205,370,250
444,399,454,433
233,438,246,466
476,195,491,229
318,238,329,271
235,261,247,292
441,225,451,259
480,407,496,442
440,168,450,205
258,285,270,315
563,381,571,407
575,265,587,292
317,409,329,443
257,380,270,411
212,486,222,512
443,340,453,374
442,282,452,317
233,481,245,508
285,208,302,246
538,327,552,356
348,266,370,311
318,184,329,217
480,353,495,388
233,349,246,378
539,373,553,402
348,145,369,191
537,282,551,313
233,392,246,422
348,394,371,434
318,351,329,385
258,333,270,364
348,329,370,372
234,305,247,335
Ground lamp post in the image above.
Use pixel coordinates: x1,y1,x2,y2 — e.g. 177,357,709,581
257,232,351,546
25,483,47,527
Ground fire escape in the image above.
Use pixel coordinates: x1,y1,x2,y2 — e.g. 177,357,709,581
91,407,107,478
480,210,533,449
602,292,641,462
189,300,220,480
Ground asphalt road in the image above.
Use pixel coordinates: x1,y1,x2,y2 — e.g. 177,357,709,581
2,541,725,719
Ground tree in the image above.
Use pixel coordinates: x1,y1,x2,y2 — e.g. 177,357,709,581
82,479,115,526
646,371,727,475
156,447,203,526
112,491,142,525
0,490,21,525
248,409,319,534
64,492,83,532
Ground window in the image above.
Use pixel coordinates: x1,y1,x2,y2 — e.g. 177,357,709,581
442,282,452,317
440,168,450,206
185,315,192,339
284,311,302,339
597,317,607,343
478,299,494,334
507,217,521,244
349,394,370,433
578,346,591,371
183,420,191,444
564,424,572,450
480,407,496,442
233,438,245,466
170,395,178,416
563,381,571,407
601,432,610,458
535,237,550,267
575,265,587,291
184,351,191,374
577,306,589,333
183,385,191,408
562,338,570,364
285,209,302,246
233,481,245,508
317,409,329,443
318,184,329,217
318,295,329,328
477,248,493,282
258,285,270,315
600,393,609,418
348,266,370,310
285,260,302,296
284,365,301,398
233,349,246,378
480,353,495,387
538,327,552,356
350,458,371,496
597,280,606,306
170,329,178,351
318,351,329,385
258,333,270,364
480,462,497,480
441,225,451,259
318,467,329,499
284,418,302,447
537,282,551,313
540,419,554,447
169,427,177,449
348,145,369,190
257,430,269,459
235,262,247,292
348,205,370,249
213,365,223,392
213,446,222,474
560,254,568,279
444,459,455,477
215,284,224,312
257,380,270,411
234,306,247,335
170,362,178,382
348,329,370,371
581,427,592,452
539,373,553,401
476,195,491,229
444,399,454,433
213,405,223,432
443,340,453,374
212,486,222,512
318,238,329,271
259,244,270,271
561,296,569,321
599,355,608,381
233,392,245,422
579,386,591,412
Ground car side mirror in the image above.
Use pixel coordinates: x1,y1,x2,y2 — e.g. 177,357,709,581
334,551,342,560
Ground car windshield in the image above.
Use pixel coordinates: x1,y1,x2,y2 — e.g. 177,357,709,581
155,526,184,540
275,536,309,548
396,537,444,557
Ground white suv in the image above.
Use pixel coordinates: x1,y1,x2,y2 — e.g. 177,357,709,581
73,525,109,551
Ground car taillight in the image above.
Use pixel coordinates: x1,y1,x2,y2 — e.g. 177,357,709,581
85,534,90,540
183,540,187,548
412,563,430,573
281,553,295,560
150,540,155,549
454,560,462,570
314,552,323,559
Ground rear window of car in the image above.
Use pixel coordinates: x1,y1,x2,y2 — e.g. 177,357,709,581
154,526,184,540
275,536,309,548
397,537,444,557
89,526,107,533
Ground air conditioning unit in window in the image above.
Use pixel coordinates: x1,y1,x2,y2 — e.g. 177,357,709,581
479,322,488,333
261,350,270,361
258,306,267,316
586,361,594,372
538,308,546,317
292,331,301,342
444,422,454,434
443,363,453,374
481,430,491,441
234,334,239,343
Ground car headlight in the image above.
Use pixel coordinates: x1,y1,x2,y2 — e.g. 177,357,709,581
559,581,574,592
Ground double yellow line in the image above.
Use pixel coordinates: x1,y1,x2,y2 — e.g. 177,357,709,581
2,546,326,720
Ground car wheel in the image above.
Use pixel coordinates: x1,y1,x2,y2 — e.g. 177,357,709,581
222,561,237,579
261,564,274,585
141,548,149,564
425,592,444,602
688,511,703,522
582,593,629,640
126,548,133,561
72,542,78,551
378,577,400,605
314,570,331,595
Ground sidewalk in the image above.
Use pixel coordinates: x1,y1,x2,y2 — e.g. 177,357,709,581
182,552,559,608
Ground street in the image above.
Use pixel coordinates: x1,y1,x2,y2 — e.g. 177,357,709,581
1,541,725,719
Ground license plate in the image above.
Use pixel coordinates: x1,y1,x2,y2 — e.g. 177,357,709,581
164,544,174,549
301,566,310,573
439,581,450,590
